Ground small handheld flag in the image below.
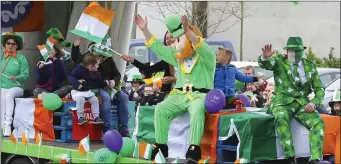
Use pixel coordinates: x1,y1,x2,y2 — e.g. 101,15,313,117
78,135,90,155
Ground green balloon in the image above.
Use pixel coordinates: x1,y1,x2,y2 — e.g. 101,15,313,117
93,148,117,163
119,137,135,157
42,93,62,111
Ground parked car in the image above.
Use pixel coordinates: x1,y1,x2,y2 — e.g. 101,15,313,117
266,68,340,87
323,77,340,112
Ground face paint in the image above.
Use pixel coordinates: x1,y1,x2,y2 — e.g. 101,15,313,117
287,50,304,64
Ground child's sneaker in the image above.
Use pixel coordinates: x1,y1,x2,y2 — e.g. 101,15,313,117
78,117,87,125
93,117,104,124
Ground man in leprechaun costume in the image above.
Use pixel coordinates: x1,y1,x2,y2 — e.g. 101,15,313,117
258,37,325,164
135,14,216,163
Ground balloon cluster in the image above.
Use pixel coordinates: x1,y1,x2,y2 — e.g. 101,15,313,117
93,130,135,163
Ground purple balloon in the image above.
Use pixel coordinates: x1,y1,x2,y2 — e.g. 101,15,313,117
236,94,250,107
318,160,331,164
205,89,226,113
103,130,123,152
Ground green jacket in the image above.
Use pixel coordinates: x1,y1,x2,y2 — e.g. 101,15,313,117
145,36,216,90
1,50,29,89
258,54,324,108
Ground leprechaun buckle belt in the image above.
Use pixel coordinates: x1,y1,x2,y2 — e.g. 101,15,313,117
175,86,210,94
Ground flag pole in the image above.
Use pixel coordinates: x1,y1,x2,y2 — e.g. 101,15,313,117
38,133,42,160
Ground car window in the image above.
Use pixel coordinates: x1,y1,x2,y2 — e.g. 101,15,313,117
325,78,340,91
129,45,149,63
237,66,273,80
320,74,333,87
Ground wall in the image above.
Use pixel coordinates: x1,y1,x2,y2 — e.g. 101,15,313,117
207,1,340,61
136,2,340,61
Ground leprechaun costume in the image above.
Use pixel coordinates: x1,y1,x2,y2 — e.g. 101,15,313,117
145,14,216,163
258,37,325,164
1,32,29,136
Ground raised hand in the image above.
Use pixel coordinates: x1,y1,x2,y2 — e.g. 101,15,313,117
262,44,275,59
134,14,148,31
120,54,135,62
74,38,85,47
181,15,190,35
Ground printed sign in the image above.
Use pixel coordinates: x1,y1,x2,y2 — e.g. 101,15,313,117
1,1,32,28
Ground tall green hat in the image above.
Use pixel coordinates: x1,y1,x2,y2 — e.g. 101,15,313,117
1,32,24,51
329,89,340,107
46,28,71,47
165,14,191,38
283,37,307,51
131,74,144,83
37,28,72,61
88,34,112,58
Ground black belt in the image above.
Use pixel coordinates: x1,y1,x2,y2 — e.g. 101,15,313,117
175,87,210,93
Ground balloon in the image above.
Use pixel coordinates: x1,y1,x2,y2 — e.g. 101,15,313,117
318,161,331,164
205,89,226,113
93,148,117,163
103,130,123,152
237,94,250,107
119,137,135,157
42,93,62,111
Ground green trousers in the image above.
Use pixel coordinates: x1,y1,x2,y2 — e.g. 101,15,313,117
271,100,324,161
154,90,206,145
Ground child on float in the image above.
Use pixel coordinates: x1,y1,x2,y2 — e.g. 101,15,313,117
214,47,262,108
68,54,111,125
329,90,340,116
34,44,72,99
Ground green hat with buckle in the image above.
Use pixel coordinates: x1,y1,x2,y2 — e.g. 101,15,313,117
283,36,307,51
1,32,24,51
131,74,144,84
165,14,191,38
46,28,71,47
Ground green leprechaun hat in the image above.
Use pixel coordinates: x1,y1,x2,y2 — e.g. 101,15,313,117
283,37,307,51
88,34,112,58
46,28,71,47
131,74,144,84
1,32,24,51
165,14,191,38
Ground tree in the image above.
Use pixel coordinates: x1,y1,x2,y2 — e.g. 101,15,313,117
305,47,340,68
138,2,244,38
230,2,258,61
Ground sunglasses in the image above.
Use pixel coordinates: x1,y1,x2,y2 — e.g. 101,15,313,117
6,42,17,46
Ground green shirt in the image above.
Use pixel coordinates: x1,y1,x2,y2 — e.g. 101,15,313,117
1,50,29,89
145,36,216,89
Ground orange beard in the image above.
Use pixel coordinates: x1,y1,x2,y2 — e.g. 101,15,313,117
174,25,203,60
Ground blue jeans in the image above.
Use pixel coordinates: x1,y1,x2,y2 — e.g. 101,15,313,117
113,91,129,133
99,89,129,134
99,89,112,133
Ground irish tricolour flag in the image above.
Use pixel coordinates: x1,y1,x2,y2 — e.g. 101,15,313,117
70,2,115,43
79,135,90,155
13,98,55,141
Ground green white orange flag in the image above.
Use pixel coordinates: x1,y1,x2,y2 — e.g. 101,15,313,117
138,142,153,159
70,2,115,43
9,129,18,143
21,130,29,145
78,135,90,155
37,37,72,62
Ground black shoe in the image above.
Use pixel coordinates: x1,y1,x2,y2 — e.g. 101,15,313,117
186,145,201,164
308,160,319,164
287,157,297,164
151,143,168,160
118,125,130,137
